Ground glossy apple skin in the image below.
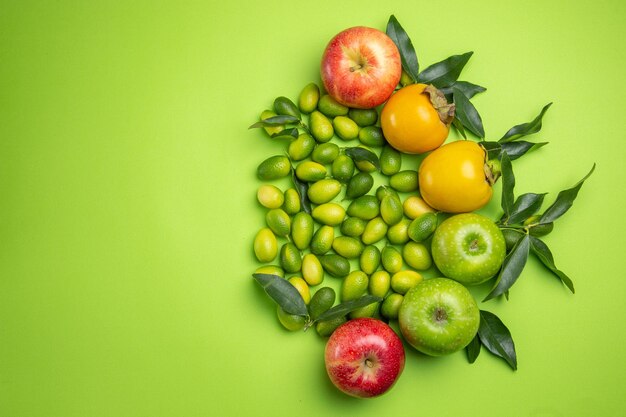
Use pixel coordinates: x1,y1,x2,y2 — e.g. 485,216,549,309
321,26,401,109
431,213,506,286
325,318,405,398
399,278,480,356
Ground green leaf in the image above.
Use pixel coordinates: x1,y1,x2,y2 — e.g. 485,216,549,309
441,81,486,102
500,152,515,218
505,193,547,225
480,141,547,161
477,310,517,370
249,115,300,129
499,227,524,250
386,15,419,82
252,273,308,317
466,334,481,364
500,103,552,142
314,295,382,323
452,87,485,138
530,237,575,293
451,118,467,139
291,169,311,214
417,52,473,88
270,134,299,142
538,164,595,224
481,141,501,160
500,141,548,160
272,128,299,138
484,234,531,301
344,147,381,171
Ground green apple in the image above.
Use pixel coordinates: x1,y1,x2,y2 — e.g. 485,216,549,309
431,213,506,286
398,278,479,356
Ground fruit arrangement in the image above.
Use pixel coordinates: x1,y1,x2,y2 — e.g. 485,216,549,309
249,15,594,398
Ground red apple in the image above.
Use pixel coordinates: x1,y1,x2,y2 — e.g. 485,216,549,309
321,26,402,109
325,318,405,398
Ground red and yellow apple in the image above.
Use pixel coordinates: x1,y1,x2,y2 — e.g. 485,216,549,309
325,318,405,398
321,26,401,109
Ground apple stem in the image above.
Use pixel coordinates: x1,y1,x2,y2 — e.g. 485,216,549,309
433,307,448,323
364,358,374,368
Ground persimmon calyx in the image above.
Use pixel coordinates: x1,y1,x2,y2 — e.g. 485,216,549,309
484,158,501,185
423,84,455,125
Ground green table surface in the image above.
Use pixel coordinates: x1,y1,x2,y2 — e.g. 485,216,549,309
2,1,626,416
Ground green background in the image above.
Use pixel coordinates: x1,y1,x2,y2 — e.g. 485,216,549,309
2,1,625,416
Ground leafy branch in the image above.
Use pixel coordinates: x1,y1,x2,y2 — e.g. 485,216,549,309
482,103,552,161
252,273,381,330
386,15,486,138
467,310,517,370
484,157,595,300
